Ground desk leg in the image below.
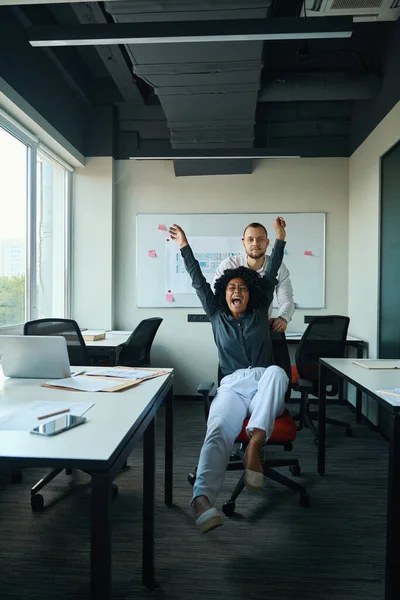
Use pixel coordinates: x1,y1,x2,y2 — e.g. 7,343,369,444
318,365,327,475
91,473,112,600
385,414,400,600
165,386,173,507
355,344,364,424
142,417,156,590
356,388,363,424
338,378,345,405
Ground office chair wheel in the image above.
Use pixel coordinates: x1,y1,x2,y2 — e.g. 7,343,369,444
345,427,353,437
188,472,196,486
299,493,310,508
112,484,118,500
222,500,236,517
290,465,301,477
31,494,44,512
10,469,23,484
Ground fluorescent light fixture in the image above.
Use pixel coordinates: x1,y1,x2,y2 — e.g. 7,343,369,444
29,17,353,48
30,32,352,47
128,156,301,160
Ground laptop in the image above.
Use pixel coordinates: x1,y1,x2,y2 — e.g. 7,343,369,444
0,335,77,379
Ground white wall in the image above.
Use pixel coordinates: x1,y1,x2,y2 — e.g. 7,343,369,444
114,158,349,394
349,100,400,423
72,157,115,329
349,100,400,355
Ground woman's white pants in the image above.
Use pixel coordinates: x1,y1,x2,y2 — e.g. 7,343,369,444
192,365,289,506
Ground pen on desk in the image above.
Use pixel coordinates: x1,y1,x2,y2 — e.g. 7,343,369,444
37,408,70,420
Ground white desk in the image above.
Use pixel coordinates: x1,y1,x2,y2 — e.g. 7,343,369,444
84,333,131,347
0,367,174,600
84,333,131,365
318,358,400,600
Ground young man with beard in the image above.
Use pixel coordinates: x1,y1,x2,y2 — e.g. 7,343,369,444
212,221,294,332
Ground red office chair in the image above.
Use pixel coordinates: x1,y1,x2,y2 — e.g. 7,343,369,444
188,333,310,516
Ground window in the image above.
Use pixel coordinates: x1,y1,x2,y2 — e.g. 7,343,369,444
0,127,27,327
36,151,70,319
0,115,72,328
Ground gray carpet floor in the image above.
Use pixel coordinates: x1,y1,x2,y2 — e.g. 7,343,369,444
0,400,387,600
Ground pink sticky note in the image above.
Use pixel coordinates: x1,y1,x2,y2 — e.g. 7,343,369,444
166,293,174,303
148,250,156,258
304,250,313,256
158,224,166,231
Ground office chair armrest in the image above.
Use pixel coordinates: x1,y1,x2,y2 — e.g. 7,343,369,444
197,382,215,394
197,382,215,421
296,378,314,392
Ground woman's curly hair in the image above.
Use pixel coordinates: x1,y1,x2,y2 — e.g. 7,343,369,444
214,266,269,314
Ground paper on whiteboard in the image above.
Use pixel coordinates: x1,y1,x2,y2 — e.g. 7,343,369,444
165,236,241,294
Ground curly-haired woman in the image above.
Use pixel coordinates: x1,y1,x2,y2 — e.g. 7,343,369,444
168,218,289,533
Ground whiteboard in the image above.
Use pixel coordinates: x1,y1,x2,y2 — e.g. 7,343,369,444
136,213,326,308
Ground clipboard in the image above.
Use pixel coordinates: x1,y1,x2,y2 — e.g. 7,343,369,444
41,368,170,393
95,368,171,392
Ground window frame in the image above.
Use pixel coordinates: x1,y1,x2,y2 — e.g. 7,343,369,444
0,112,73,329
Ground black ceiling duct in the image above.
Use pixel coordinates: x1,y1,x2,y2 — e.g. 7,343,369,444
105,0,272,176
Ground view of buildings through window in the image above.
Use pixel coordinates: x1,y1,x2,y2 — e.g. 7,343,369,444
0,121,70,327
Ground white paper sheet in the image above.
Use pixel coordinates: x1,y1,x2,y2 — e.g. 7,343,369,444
106,330,132,335
45,375,119,392
85,368,158,380
0,401,94,431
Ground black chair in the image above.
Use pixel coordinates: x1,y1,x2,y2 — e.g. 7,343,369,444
118,318,163,367
22,318,95,510
23,318,91,366
189,332,310,517
291,315,352,445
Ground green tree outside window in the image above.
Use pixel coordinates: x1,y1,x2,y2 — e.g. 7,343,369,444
0,275,25,326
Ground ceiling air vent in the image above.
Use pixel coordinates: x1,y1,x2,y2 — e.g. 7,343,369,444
304,0,400,19
331,0,383,8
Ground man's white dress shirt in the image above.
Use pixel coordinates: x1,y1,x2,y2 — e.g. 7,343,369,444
211,253,295,323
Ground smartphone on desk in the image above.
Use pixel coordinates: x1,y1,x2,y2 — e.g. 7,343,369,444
30,414,87,436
